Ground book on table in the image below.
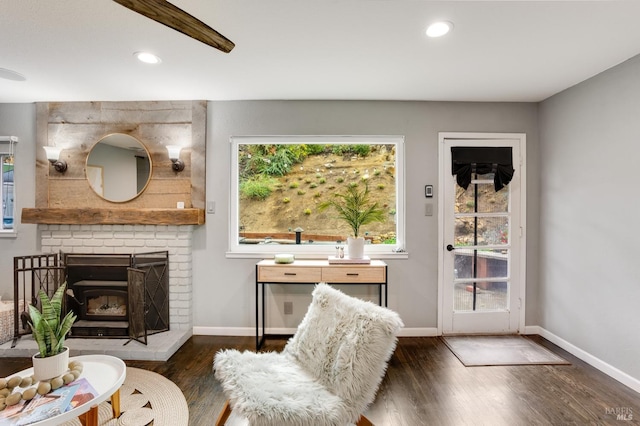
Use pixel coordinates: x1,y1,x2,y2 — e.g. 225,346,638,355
0,378,95,426
328,255,371,264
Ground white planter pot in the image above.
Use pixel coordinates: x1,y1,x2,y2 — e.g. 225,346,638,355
32,346,69,381
347,236,365,259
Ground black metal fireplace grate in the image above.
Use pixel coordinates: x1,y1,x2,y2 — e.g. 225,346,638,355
12,251,170,346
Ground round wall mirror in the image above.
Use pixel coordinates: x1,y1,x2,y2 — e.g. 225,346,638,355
86,133,152,202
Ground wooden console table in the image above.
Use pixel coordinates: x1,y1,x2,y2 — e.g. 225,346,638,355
255,259,388,350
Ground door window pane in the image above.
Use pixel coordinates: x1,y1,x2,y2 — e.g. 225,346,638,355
454,216,509,247
454,249,509,280
455,179,509,213
453,281,509,311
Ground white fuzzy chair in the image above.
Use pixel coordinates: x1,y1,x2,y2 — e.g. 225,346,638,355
213,283,403,426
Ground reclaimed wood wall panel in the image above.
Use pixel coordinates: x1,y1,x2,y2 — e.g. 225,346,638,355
45,180,193,209
191,101,206,209
28,100,206,225
35,103,49,208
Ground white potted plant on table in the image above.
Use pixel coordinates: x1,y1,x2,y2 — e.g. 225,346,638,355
319,182,385,259
28,282,77,381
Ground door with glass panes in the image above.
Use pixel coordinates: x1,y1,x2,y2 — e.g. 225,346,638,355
441,135,525,334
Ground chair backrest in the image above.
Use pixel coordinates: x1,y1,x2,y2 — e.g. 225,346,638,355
284,283,403,422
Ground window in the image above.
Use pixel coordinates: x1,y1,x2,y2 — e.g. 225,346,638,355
0,136,17,235
229,136,405,257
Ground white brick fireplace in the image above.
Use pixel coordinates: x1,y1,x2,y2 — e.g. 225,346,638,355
39,224,194,332
0,224,194,361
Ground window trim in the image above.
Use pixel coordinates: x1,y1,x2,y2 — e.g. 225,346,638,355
227,135,406,258
0,136,18,238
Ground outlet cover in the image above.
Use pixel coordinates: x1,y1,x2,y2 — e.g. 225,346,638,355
425,203,433,216
284,301,293,315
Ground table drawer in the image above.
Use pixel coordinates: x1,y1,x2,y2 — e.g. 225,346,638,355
258,266,322,283
321,267,385,283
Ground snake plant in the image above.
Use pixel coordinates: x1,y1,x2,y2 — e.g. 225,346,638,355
28,282,77,357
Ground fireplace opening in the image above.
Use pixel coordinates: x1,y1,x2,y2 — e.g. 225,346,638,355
80,287,128,320
87,294,127,317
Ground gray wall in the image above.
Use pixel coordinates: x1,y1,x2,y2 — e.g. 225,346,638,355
539,55,640,380
89,143,138,201
194,100,540,332
0,100,541,334
0,103,38,300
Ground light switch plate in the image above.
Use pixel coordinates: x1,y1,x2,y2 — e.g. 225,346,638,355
425,185,433,198
207,201,215,214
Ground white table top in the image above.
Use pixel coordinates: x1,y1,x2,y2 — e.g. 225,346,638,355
3,354,126,426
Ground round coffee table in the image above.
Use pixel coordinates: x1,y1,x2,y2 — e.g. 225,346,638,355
4,354,126,426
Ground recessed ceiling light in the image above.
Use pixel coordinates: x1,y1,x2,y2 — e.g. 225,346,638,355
426,21,453,38
134,52,162,64
0,68,26,81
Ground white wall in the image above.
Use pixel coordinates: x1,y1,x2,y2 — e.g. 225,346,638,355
0,104,39,300
194,100,540,334
539,56,640,381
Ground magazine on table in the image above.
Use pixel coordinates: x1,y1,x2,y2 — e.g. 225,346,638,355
0,378,93,426
65,378,98,411
0,398,29,426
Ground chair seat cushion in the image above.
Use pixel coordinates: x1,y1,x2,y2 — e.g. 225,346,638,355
214,349,348,426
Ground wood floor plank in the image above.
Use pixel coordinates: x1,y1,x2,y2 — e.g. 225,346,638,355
1,336,638,425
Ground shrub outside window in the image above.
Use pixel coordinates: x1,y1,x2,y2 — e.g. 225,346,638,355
228,136,405,257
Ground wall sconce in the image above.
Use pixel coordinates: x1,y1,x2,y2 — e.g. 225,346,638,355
43,146,67,172
166,145,185,172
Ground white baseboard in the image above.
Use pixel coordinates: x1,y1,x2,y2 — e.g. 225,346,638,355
523,325,542,335
193,326,438,337
524,326,640,394
193,327,300,336
193,326,255,336
397,327,438,337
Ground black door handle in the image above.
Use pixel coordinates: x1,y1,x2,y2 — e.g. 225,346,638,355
446,244,455,252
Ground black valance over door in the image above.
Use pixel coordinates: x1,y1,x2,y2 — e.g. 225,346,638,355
451,147,514,191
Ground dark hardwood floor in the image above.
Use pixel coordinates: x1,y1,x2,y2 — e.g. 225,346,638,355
1,335,638,425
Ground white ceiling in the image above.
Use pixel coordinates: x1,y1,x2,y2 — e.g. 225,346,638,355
2,0,640,103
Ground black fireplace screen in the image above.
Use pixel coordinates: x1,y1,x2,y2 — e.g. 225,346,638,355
12,251,169,346
11,254,63,346
132,251,170,334
128,267,146,345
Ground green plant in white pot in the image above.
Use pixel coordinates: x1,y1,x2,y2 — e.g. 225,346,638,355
28,282,77,381
319,182,385,259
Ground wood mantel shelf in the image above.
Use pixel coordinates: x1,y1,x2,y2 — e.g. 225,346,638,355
21,208,205,225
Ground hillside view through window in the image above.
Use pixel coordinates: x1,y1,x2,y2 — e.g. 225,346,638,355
229,137,404,255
